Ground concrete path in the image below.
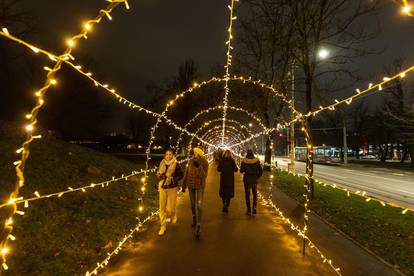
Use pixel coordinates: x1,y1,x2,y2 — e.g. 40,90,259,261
104,164,334,276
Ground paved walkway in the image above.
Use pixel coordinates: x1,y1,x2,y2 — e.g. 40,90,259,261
105,164,334,276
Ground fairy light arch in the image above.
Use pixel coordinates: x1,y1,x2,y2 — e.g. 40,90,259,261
0,0,411,274
186,118,259,153
173,106,266,154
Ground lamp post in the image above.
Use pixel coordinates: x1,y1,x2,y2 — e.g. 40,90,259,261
343,123,348,165
289,48,330,173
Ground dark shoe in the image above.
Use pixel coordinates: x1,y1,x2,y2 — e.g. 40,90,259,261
191,217,196,228
253,209,257,215
224,207,228,213
222,206,226,213
246,210,251,216
195,225,201,239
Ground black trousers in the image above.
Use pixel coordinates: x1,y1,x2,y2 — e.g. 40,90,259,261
244,182,257,211
222,197,231,207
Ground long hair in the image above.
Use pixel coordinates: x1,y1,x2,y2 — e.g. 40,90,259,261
246,149,254,158
223,150,233,159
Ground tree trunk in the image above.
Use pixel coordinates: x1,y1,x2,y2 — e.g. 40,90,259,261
400,147,407,163
263,90,272,171
264,136,272,171
380,144,388,162
408,145,414,168
305,116,314,198
355,144,360,159
304,72,314,199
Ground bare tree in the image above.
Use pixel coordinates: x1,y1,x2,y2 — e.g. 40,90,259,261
349,102,369,159
171,59,199,125
236,0,381,194
383,60,414,167
235,0,296,169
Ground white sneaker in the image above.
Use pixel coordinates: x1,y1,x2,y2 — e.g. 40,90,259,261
158,227,166,236
172,216,178,224
166,218,171,223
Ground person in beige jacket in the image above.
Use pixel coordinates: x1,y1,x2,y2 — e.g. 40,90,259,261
156,149,183,236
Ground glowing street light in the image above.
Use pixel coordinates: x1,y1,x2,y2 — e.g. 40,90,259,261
249,123,253,127
318,48,330,60
402,4,412,15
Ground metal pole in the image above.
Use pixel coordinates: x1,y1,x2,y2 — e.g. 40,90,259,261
288,62,295,172
343,124,348,165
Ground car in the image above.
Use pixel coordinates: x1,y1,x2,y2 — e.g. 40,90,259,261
361,154,376,159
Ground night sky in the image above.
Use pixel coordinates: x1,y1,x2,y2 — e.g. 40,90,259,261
26,0,228,99
2,0,414,132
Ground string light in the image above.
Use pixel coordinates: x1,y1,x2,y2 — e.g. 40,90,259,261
258,190,342,275
185,119,258,153
0,168,158,209
0,0,410,273
275,165,413,215
0,28,298,138
291,66,414,122
86,211,158,276
174,105,268,154
199,127,245,150
221,0,238,144
401,0,413,15
0,0,131,269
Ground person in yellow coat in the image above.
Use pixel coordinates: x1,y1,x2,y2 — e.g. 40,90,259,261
182,147,209,238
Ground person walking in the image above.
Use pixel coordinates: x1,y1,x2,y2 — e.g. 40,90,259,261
217,150,238,213
240,149,263,215
213,148,224,163
156,149,184,236
182,147,209,238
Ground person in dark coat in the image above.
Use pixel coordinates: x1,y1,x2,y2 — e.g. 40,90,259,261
213,148,223,163
240,149,263,215
217,150,238,213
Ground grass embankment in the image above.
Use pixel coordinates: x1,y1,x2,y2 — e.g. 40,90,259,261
272,169,414,276
348,158,413,170
0,138,158,275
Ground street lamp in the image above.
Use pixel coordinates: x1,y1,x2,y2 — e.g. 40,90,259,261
402,3,412,15
318,48,330,60
288,47,331,173
249,123,253,127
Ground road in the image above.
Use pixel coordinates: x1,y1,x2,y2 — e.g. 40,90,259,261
274,157,414,209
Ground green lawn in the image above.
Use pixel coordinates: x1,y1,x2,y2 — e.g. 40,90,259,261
271,169,414,276
0,138,158,275
348,158,413,170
